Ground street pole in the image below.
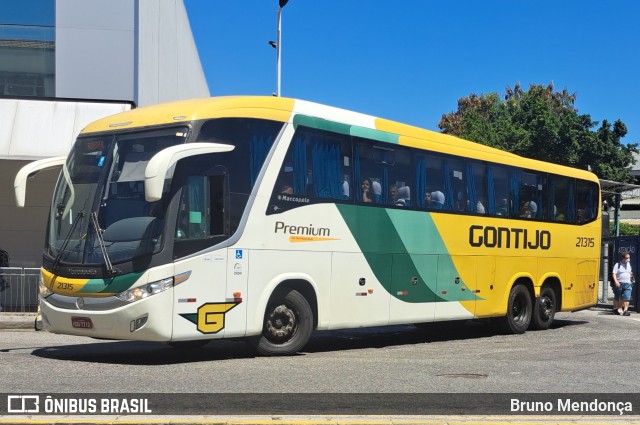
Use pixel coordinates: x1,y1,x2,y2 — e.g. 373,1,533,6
615,193,621,236
276,6,282,97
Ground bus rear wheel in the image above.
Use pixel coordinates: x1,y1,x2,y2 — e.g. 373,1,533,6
251,289,313,356
499,284,532,334
529,287,556,330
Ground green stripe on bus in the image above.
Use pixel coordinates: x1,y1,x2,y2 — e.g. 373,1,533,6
293,114,399,145
79,271,146,294
336,205,442,302
180,313,198,325
385,209,479,302
293,115,351,135
336,205,480,303
350,126,398,144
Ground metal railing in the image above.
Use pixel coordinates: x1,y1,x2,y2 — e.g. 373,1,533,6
0,267,40,313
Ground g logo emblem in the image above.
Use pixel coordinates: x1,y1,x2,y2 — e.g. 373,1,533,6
197,303,238,334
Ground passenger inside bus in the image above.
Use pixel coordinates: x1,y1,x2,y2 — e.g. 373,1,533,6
341,180,350,199
455,194,465,212
476,198,486,214
389,184,398,205
430,190,445,209
371,180,382,203
424,191,433,208
395,186,410,207
497,198,508,216
520,201,532,218
361,178,373,203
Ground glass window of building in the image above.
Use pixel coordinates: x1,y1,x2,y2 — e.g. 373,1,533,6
0,0,55,97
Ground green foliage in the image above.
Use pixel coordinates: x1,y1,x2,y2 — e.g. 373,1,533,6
611,221,640,236
438,83,638,182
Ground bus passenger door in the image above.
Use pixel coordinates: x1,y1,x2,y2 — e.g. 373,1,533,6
389,254,437,324
170,168,232,340
435,255,477,320
329,253,391,329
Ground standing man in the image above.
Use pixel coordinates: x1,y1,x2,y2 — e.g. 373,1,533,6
612,252,634,316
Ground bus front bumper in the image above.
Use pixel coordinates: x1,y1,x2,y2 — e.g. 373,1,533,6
38,289,173,341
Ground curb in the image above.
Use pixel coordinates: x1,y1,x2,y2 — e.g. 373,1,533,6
0,313,36,330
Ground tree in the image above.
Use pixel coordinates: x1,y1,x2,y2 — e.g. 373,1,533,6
438,83,638,182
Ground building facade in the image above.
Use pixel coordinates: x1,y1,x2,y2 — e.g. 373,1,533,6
0,0,209,267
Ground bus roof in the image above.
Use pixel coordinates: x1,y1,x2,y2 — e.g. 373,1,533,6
80,96,598,183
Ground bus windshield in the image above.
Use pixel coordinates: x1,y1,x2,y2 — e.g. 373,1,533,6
47,127,189,268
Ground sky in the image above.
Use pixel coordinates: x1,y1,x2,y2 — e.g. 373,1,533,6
184,0,640,145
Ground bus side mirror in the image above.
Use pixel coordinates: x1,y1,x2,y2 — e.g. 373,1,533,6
14,156,67,207
144,142,235,202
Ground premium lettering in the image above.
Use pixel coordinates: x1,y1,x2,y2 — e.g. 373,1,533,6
469,225,550,250
275,221,330,237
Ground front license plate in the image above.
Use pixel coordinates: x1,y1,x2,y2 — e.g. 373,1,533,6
71,316,93,329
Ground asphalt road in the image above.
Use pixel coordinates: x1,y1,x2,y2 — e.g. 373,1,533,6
1,306,639,395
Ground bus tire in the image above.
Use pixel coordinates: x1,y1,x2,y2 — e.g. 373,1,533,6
251,289,313,356
529,287,556,330
499,284,532,334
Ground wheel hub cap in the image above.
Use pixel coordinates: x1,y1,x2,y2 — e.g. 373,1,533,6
539,296,553,320
266,304,296,339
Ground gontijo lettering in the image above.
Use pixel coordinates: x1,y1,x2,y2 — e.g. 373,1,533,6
275,221,331,237
469,225,551,250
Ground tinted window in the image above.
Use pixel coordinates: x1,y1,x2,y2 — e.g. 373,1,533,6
424,155,447,210
173,118,282,257
518,171,546,219
447,158,466,212
488,166,510,217
263,119,598,226
576,180,599,223
548,175,575,223
269,126,351,214
468,161,487,214
197,118,283,194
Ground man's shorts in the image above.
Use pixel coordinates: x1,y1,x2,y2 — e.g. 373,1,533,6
614,282,633,301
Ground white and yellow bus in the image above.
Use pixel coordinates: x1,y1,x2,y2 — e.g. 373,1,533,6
15,96,600,355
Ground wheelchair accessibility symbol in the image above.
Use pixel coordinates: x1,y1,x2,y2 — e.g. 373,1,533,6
235,250,243,259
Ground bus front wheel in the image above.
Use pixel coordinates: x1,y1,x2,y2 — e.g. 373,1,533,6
499,284,532,334
251,289,313,356
529,287,556,330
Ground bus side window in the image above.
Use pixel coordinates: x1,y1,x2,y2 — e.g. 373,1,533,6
269,126,351,213
548,175,575,223
576,180,598,223
518,171,545,219
176,176,208,241
176,174,227,241
467,161,487,215
488,166,509,217
447,158,465,212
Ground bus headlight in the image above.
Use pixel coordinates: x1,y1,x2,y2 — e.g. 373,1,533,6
39,277,53,297
116,277,173,303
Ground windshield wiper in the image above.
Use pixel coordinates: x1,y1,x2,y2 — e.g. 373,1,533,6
90,212,118,276
52,210,84,273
